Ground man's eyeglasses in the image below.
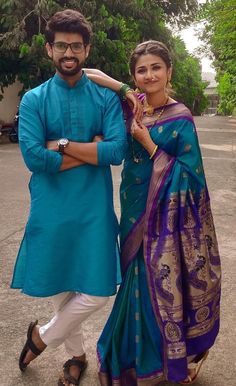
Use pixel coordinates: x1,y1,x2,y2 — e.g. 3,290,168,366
52,41,86,54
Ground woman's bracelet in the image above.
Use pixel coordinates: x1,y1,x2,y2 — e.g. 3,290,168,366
149,145,158,159
119,83,134,101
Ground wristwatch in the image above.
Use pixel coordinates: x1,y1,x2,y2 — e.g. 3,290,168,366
57,138,69,154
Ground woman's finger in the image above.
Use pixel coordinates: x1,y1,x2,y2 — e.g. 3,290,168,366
134,102,143,122
127,92,143,121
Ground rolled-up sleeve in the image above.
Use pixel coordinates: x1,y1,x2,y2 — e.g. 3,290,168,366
97,90,127,166
19,92,62,173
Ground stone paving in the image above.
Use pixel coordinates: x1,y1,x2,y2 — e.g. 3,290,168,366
0,116,236,386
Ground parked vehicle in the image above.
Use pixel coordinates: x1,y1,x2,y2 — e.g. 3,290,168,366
0,110,19,143
9,110,19,143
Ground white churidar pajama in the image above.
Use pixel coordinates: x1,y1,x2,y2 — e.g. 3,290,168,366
39,292,109,356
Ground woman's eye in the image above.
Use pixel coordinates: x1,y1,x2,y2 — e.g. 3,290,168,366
152,65,161,70
137,69,146,74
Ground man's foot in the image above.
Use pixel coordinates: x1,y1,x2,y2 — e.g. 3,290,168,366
58,354,87,386
19,320,47,372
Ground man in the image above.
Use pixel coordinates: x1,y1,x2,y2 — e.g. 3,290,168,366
11,9,127,385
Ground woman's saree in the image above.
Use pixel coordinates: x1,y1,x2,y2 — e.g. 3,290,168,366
97,102,221,385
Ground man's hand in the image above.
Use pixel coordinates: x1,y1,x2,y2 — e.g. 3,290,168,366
93,135,103,142
46,140,58,151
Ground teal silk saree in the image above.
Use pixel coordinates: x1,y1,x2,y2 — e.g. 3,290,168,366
98,101,221,385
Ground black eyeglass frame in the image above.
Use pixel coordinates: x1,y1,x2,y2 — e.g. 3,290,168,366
51,41,87,54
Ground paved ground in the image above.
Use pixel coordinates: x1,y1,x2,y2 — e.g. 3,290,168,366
0,115,236,386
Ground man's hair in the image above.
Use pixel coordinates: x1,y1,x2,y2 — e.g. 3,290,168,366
45,9,92,45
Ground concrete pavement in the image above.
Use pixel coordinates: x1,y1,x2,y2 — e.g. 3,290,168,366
0,115,236,386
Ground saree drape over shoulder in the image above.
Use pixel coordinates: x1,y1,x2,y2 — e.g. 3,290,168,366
97,102,221,385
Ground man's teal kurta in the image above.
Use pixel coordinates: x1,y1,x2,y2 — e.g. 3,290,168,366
11,73,127,297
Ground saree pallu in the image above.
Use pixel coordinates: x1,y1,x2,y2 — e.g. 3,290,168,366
98,102,221,385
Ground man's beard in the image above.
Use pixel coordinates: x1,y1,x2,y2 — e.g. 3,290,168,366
55,57,84,77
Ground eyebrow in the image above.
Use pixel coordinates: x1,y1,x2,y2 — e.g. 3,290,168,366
136,62,163,69
54,41,83,44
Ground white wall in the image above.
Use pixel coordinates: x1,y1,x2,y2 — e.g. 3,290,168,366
0,80,22,123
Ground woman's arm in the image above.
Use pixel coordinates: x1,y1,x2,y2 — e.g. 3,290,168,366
83,68,143,121
83,68,122,92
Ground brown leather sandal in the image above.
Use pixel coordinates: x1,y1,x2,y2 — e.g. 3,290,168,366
19,320,44,372
58,358,88,386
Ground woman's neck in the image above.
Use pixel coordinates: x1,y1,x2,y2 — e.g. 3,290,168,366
145,92,168,108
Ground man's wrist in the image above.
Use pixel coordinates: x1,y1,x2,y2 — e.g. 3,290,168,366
57,138,70,154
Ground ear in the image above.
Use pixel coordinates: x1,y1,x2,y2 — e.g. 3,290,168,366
85,44,91,58
132,76,142,93
167,67,172,81
46,42,53,59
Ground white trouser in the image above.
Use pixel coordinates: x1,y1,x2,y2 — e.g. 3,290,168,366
39,292,109,357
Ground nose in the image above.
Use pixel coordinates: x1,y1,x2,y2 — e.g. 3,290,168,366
64,45,74,55
145,69,154,80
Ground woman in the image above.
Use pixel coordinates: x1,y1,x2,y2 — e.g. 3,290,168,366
86,40,221,385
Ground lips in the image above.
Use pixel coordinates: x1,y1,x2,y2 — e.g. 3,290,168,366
60,58,79,68
62,61,76,68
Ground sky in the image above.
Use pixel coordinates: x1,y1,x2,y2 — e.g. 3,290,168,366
179,25,215,74
178,0,215,74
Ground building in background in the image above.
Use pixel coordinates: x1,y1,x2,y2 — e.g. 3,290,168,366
202,72,219,115
0,81,22,124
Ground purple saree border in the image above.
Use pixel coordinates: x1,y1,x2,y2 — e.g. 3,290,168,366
143,158,221,381
120,213,145,274
99,367,163,379
146,115,195,129
144,151,176,379
121,211,144,249
99,366,164,386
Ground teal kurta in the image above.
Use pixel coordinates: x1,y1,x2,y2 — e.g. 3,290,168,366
11,73,127,297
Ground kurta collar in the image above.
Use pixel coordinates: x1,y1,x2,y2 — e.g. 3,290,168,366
53,71,88,89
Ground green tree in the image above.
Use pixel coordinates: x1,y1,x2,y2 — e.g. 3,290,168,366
0,0,207,113
171,37,208,114
0,0,58,97
199,0,236,115
217,73,236,115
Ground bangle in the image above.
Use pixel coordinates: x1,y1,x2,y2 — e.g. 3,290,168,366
149,145,158,159
119,83,132,101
